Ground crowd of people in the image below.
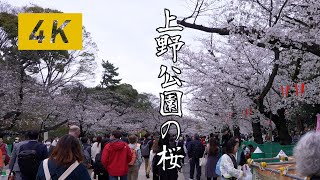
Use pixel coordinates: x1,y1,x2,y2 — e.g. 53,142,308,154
1,125,320,180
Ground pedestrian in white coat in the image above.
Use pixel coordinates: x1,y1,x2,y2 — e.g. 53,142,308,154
91,136,102,163
220,137,245,180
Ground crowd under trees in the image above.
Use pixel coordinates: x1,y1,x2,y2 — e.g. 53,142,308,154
0,3,197,138
1,1,320,145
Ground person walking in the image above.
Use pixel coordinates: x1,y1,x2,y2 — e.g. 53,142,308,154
93,136,109,180
140,133,153,178
35,134,91,180
9,130,48,180
11,137,20,153
127,135,143,180
153,134,180,180
149,139,159,180
91,136,102,164
0,136,9,172
44,139,54,156
101,130,132,180
220,137,245,180
81,137,92,169
68,125,81,138
188,133,205,180
176,136,186,165
205,138,220,180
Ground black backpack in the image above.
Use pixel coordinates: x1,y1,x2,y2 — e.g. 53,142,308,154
93,153,107,177
18,143,40,177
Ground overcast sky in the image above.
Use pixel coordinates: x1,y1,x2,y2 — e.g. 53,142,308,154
8,0,206,97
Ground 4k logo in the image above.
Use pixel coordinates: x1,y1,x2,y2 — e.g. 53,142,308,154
18,13,82,50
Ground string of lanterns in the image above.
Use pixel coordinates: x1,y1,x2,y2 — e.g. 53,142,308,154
280,83,305,97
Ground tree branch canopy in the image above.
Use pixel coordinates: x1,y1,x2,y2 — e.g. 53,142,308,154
177,20,320,57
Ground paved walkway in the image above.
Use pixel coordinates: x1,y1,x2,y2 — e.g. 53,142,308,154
137,159,186,180
137,159,220,180
90,158,218,180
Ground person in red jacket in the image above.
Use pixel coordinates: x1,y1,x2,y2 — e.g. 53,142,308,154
101,130,132,180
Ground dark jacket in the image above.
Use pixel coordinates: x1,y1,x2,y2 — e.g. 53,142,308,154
177,140,185,156
19,141,48,180
154,140,180,180
121,137,129,144
35,159,91,180
101,138,110,151
188,139,205,159
20,141,48,162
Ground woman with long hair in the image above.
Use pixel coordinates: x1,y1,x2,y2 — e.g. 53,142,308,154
91,136,102,163
220,137,245,180
149,138,159,180
36,134,91,180
205,137,220,180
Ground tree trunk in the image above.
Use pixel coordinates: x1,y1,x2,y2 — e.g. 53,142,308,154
273,108,292,145
296,116,304,134
252,119,263,144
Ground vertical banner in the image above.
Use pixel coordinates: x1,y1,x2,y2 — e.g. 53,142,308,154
154,9,185,172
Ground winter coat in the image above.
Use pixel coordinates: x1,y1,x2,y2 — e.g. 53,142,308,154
187,139,205,159
220,154,244,179
154,142,179,180
101,139,132,176
91,142,101,162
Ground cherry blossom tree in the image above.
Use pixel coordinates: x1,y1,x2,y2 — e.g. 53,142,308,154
173,0,320,144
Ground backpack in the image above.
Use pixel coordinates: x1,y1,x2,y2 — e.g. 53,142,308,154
93,153,107,177
215,156,222,176
18,143,40,177
141,140,151,157
128,145,137,166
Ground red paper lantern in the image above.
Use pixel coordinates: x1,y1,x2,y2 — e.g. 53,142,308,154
286,85,290,97
294,83,305,96
301,83,305,95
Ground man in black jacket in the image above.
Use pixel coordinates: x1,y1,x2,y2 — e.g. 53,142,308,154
187,133,205,180
18,130,48,180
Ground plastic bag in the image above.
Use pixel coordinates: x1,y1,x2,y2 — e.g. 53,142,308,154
199,157,207,166
241,164,252,180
